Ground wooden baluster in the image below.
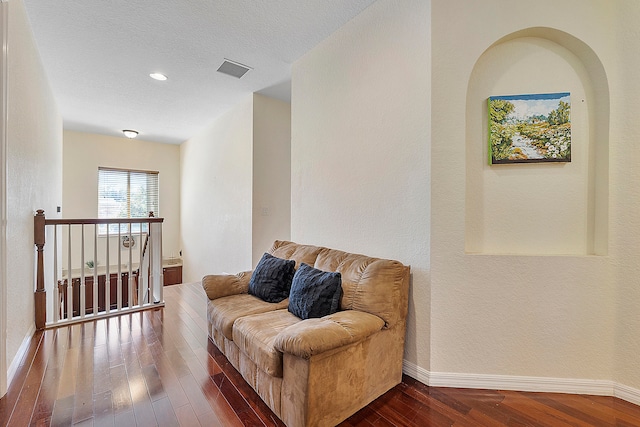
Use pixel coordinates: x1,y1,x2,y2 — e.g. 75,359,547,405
93,223,98,315
138,222,144,306
67,225,73,319
53,224,59,323
105,224,110,313
34,210,46,330
117,224,122,310
128,223,133,309
80,224,85,318
150,220,163,304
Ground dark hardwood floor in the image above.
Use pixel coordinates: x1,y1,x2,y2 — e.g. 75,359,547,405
2,282,640,426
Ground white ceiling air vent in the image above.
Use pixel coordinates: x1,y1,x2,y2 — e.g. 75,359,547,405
217,59,252,79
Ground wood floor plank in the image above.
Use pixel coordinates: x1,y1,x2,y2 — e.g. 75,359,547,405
177,373,215,418
74,417,95,427
92,390,114,427
141,364,167,402
437,387,523,425
56,344,79,400
93,318,108,348
93,344,112,396
402,376,472,415
50,394,75,427
109,364,132,415
163,349,191,379
196,379,242,427
152,397,180,427
567,393,640,426
131,396,157,427
399,382,502,427
112,409,136,425
106,318,124,368
146,350,189,410
396,382,481,427
342,405,381,426
173,404,199,427
500,390,586,427
522,391,618,426
31,329,70,426
196,410,225,427
214,373,264,427
8,330,56,427
73,327,95,424
368,389,424,427
585,394,640,423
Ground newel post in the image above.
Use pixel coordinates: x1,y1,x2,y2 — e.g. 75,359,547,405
34,209,46,330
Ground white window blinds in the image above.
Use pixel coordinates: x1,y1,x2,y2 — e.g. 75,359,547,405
98,168,159,232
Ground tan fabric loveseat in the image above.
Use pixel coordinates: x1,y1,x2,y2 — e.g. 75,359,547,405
202,240,410,427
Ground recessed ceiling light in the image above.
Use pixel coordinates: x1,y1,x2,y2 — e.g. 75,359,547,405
149,73,168,81
122,129,138,138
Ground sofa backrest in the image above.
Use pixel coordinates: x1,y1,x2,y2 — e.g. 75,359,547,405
269,240,324,268
268,240,410,329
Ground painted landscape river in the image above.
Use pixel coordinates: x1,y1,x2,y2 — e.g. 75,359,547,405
489,92,571,164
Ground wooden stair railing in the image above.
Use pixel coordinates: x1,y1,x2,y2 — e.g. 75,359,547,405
33,210,164,330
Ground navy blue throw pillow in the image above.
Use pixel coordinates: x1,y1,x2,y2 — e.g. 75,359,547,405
248,253,296,303
288,263,342,320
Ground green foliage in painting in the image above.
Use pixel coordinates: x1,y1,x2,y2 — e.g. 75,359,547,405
489,99,515,124
547,100,570,125
488,99,516,162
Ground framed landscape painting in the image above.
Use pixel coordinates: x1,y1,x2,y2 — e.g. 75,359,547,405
488,92,571,164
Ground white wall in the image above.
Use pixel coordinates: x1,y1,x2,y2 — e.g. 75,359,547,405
252,94,291,265
291,0,431,369
63,130,181,268
180,94,291,282
610,0,640,392
431,0,619,384
4,0,62,390
180,96,254,282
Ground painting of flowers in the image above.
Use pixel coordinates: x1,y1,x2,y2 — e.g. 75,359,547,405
488,92,571,164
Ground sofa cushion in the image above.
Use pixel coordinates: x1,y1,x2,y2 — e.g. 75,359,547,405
274,310,385,358
202,270,252,300
248,253,296,303
207,293,289,341
233,310,301,378
288,263,342,320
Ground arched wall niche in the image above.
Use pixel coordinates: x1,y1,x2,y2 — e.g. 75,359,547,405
465,27,609,256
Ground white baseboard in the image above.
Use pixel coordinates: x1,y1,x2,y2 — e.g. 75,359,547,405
403,358,431,384
615,382,640,406
6,325,35,388
403,359,640,406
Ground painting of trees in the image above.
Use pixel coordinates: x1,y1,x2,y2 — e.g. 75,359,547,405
488,92,571,164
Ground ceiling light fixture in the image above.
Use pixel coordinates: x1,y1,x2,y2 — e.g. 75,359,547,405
122,129,139,139
149,73,168,81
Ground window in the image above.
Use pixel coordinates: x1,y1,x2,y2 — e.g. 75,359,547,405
98,167,159,234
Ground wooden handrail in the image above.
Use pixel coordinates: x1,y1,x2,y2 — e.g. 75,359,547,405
45,217,164,226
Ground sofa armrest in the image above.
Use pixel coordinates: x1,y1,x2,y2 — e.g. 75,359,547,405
202,271,252,300
273,310,384,359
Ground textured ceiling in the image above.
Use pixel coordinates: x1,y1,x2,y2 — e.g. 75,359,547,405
23,0,377,144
